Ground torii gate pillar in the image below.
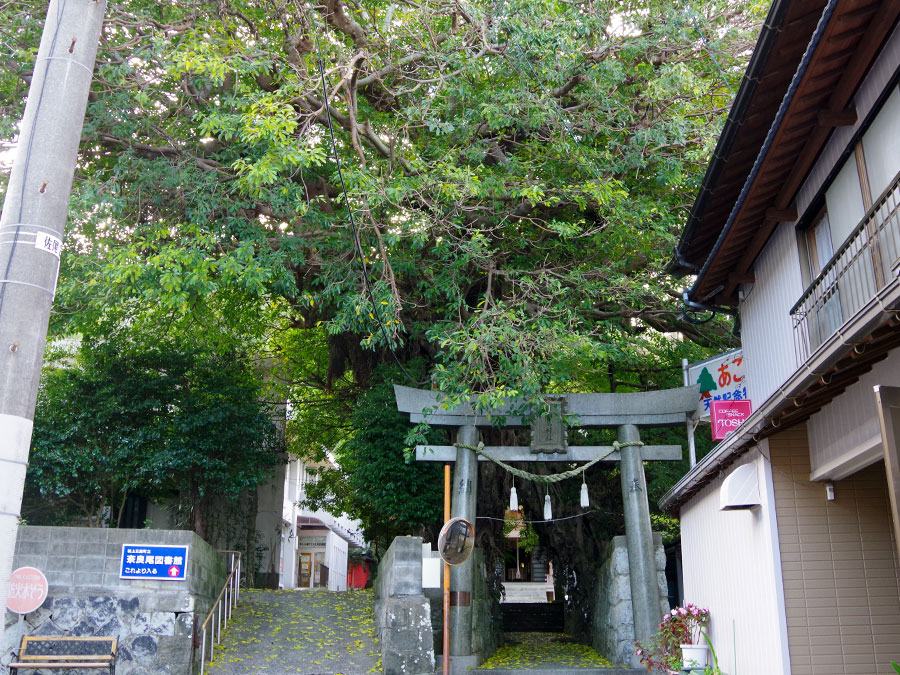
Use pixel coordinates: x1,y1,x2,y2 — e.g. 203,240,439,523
394,384,698,670
449,425,479,671
618,424,660,660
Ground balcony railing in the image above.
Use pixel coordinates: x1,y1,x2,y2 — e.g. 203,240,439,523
791,173,900,363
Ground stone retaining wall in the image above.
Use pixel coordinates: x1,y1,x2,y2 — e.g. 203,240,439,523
592,533,669,667
373,536,434,675
2,526,230,675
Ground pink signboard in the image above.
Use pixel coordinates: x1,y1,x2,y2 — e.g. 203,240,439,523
711,400,752,441
7,566,48,615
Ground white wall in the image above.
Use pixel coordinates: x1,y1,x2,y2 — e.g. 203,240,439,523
326,531,349,591
807,347,900,479
680,448,790,675
740,221,804,405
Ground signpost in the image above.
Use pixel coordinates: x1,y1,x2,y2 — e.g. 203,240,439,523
120,545,189,581
7,566,48,615
683,350,751,465
711,400,753,441
7,566,49,652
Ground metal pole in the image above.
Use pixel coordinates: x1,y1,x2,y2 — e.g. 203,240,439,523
683,359,698,467
0,0,106,615
443,463,450,675
449,425,478,673
200,631,207,675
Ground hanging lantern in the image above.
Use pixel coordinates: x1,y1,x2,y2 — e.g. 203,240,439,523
580,480,590,508
543,494,552,520
509,485,518,511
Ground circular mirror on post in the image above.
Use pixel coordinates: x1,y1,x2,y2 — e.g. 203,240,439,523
438,517,475,565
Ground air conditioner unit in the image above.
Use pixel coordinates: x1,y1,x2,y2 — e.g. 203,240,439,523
719,463,760,510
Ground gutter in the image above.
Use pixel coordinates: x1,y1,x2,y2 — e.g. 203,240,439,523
681,0,840,302
667,0,795,277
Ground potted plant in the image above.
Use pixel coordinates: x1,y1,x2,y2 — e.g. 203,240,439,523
635,603,712,673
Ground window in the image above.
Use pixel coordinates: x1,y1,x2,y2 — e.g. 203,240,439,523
861,88,900,200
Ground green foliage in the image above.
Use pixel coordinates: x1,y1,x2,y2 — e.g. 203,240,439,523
3,0,763,613
25,335,282,532
300,364,444,551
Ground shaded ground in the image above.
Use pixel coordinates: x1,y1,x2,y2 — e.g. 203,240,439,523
478,633,617,670
206,589,382,675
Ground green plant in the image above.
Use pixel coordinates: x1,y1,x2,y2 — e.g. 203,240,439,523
635,604,710,672
699,631,721,675
890,660,900,673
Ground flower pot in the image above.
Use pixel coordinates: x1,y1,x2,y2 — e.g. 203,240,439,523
680,643,709,670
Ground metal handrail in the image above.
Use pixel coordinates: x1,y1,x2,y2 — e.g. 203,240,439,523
198,550,242,675
791,171,900,363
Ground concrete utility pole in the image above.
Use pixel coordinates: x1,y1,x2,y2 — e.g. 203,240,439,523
0,0,106,613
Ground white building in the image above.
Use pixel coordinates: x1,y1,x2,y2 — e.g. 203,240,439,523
278,457,365,591
665,1,900,673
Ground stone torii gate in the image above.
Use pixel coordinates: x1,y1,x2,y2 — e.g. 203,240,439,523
394,384,698,672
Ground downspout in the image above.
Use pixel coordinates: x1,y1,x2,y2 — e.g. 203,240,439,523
682,0,840,313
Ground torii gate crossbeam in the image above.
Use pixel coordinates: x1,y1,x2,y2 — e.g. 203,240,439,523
394,385,699,672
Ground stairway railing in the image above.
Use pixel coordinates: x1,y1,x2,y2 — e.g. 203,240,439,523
198,550,242,675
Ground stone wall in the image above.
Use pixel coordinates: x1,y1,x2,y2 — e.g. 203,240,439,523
592,533,669,667
470,549,501,661
373,536,434,675
425,549,500,663
2,526,230,675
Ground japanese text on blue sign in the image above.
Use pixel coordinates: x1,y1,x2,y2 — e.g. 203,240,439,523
120,545,189,581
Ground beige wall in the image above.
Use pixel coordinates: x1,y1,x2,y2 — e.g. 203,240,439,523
770,427,900,674
680,450,790,674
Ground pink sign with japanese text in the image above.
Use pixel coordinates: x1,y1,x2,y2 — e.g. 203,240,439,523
711,400,752,440
7,566,48,615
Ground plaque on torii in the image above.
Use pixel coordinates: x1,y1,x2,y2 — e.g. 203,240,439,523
394,384,699,672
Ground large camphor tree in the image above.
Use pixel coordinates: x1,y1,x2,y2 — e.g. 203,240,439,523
2,0,760,618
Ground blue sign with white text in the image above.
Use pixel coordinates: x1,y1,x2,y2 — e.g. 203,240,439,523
120,544,189,581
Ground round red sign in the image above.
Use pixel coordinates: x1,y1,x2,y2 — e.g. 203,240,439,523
7,566,49,615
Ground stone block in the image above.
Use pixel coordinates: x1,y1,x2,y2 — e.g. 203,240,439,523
16,540,50,557
128,635,159,666
75,556,106,573
86,597,117,626
47,571,74,588
613,574,631,601
611,546,630,576
50,597,85,630
385,628,421,652
382,648,405,675
55,528,86,542
74,572,104,588
149,612,176,636
46,555,77,572
74,529,109,545
17,526,51,542
131,612,151,634
154,635,190,665
174,612,194,637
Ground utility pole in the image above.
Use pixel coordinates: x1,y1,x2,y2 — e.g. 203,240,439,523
0,0,105,613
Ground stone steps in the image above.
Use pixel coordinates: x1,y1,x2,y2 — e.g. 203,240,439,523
501,582,554,603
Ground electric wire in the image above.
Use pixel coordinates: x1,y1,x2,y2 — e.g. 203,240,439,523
688,10,735,96
307,5,417,386
0,0,67,321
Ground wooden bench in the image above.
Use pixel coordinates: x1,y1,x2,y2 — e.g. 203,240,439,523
9,636,117,674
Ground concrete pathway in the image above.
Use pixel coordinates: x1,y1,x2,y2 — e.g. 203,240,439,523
474,632,642,674
206,589,382,675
